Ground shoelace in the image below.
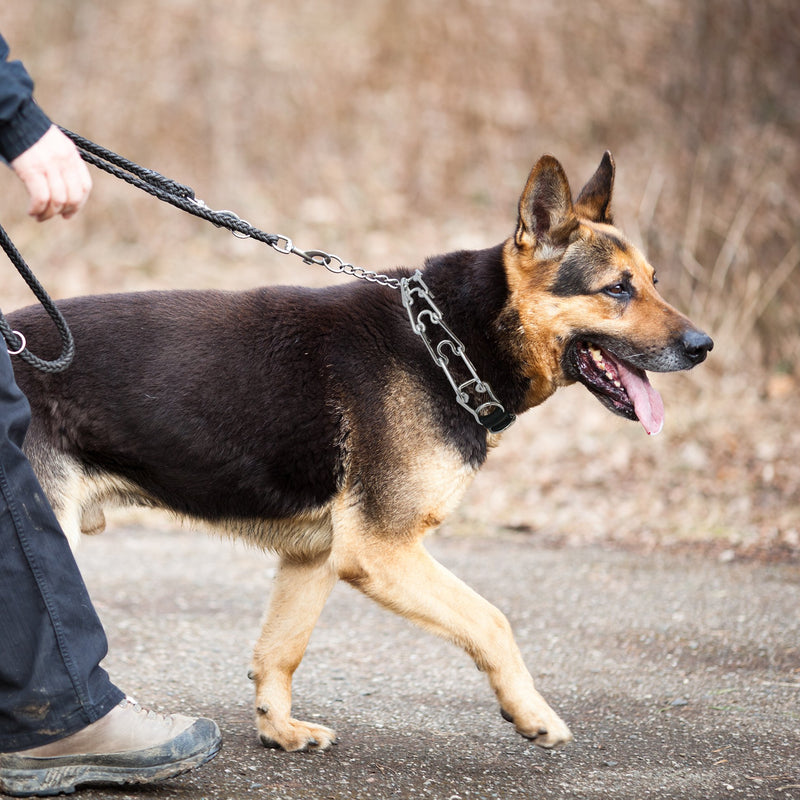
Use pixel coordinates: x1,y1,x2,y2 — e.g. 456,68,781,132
122,696,171,724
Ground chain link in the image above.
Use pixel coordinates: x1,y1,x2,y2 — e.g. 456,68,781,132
184,199,404,290
276,240,401,289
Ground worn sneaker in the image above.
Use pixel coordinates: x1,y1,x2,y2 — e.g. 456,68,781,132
0,696,221,797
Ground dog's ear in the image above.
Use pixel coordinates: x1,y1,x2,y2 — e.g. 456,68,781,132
515,155,578,251
574,151,615,224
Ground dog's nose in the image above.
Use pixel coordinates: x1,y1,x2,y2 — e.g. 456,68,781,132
682,329,714,365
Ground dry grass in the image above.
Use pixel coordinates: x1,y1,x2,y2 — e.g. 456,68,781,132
0,1,797,556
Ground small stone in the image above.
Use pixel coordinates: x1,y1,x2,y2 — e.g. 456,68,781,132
671,697,689,707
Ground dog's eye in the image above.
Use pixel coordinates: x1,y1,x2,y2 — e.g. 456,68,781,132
603,282,629,298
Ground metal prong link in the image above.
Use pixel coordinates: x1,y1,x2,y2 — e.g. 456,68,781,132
437,338,465,364
400,270,514,432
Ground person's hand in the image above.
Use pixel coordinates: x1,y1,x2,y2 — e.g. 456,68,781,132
10,125,92,221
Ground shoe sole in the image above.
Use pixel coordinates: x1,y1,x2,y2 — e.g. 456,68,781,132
0,738,221,797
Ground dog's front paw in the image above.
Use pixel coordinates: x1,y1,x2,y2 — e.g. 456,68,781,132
502,705,573,748
520,715,572,749
257,712,338,752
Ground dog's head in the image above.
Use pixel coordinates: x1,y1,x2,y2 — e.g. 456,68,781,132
503,153,713,435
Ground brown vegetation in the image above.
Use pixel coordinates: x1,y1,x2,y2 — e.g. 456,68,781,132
1,1,797,557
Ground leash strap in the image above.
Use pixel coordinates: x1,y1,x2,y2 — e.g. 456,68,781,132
0,222,75,372
60,127,283,247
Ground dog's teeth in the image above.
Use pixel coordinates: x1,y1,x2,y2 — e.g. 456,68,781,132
604,370,614,380
589,346,605,368
614,380,622,388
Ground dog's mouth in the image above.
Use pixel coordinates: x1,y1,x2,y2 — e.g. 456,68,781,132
569,341,665,436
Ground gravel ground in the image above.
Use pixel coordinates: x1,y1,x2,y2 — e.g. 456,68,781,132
10,525,796,800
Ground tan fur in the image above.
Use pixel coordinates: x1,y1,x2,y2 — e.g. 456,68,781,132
243,347,575,752
43,457,144,548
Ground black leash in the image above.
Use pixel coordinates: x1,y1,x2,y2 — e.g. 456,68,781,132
59,127,402,287
0,128,284,376
0,223,75,372
60,127,284,247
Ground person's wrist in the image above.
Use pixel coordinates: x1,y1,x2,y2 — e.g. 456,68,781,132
0,98,52,163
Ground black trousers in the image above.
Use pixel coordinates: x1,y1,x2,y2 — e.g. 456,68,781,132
0,347,123,751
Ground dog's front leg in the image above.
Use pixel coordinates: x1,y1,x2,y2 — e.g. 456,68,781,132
250,553,339,751
335,536,572,748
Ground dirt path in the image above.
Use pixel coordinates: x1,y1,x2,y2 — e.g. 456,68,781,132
22,527,800,800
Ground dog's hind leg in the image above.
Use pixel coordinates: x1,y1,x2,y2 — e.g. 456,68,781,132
250,552,339,752
333,532,572,749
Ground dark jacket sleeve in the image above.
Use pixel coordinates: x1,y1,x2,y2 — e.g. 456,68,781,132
0,33,52,162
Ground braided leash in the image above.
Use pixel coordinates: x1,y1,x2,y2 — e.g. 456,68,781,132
60,128,284,249
60,128,403,288
0,224,74,372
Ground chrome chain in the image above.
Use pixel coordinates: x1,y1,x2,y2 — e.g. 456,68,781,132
265,234,402,289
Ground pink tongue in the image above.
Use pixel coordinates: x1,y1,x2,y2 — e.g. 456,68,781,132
615,360,665,436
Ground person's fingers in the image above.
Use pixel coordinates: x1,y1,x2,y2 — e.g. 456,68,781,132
20,169,49,218
61,156,92,219
44,134,89,219
35,167,67,221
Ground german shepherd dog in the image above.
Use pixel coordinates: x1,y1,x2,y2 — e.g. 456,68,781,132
10,153,712,752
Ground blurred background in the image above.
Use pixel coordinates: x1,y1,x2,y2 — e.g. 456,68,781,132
1,0,798,557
